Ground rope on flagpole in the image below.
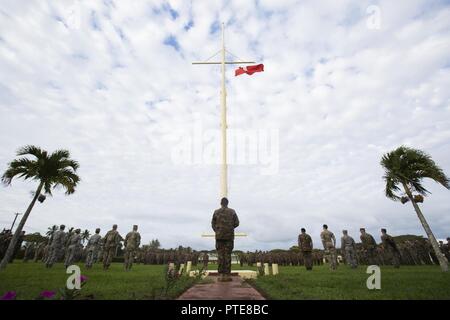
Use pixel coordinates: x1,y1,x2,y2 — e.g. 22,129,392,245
225,49,246,63
204,49,222,62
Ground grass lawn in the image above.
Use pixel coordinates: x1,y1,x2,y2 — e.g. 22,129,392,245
0,261,197,300
1,262,449,300
249,265,450,300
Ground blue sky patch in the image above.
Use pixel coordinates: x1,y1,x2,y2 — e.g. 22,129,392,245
164,35,180,51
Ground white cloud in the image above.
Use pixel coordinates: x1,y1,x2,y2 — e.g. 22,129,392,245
0,0,449,250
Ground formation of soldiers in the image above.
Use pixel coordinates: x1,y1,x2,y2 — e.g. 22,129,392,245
295,226,449,270
1,226,449,271
1,225,140,271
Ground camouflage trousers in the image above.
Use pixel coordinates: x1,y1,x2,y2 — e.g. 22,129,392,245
46,246,62,267
324,242,337,270
388,248,401,268
365,248,378,265
302,251,313,270
124,248,137,270
344,246,358,268
216,239,234,275
103,246,116,269
64,245,77,267
85,247,98,268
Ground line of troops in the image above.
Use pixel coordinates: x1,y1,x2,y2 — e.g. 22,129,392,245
2,225,449,271
295,225,450,270
0,224,141,271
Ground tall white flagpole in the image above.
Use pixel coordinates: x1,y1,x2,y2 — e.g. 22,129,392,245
220,22,228,198
192,23,255,199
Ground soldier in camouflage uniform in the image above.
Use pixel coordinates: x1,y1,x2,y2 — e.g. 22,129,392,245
103,224,122,270
360,228,378,265
341,230,358,268
320,224,337,270
211,198,240,282
298,228,313,270
443,238,450,261
124,225,141,271
33,242,45,262
85,228,102,269
46,225,67,268
380,228,400,268
23,242,35,263
65,229,81,268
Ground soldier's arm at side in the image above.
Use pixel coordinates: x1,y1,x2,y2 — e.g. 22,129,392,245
320,232,326,249
211,211,217,232
233,210,239,228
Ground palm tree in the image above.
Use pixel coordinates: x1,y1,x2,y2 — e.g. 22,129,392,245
381,146,449,272
81,229,90,244
46,225,58,238
149,239,161,250
0,145,80,270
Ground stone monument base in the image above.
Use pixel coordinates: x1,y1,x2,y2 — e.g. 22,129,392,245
189,269,257,279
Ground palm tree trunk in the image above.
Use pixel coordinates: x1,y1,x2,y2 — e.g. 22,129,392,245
0,182,44,270
402,182,448,272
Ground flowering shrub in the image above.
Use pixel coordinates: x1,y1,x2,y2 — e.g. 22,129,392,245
1,291,16,300
59,274,88,300
39,290,56,299
1,274,89,300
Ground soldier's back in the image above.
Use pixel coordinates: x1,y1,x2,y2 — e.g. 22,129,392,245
212,207,239,240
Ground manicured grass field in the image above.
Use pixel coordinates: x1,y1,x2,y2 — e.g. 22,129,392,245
1,262,449,299
0,261,197,300
249,265,450,300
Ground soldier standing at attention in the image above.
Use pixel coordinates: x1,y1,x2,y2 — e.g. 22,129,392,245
443,238,450,261
202,252,209,269
360,228,378,265
85,228,102,269
65,229,81,268
298,228,313,270
124,225,141,271
33,241,45,262
46,225,67,268
103,224,122,270
211,197,240,282
320,224,337,270
341,230,358,269
380,228,401,268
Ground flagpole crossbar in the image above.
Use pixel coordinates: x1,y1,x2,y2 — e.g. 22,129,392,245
192,61,255,65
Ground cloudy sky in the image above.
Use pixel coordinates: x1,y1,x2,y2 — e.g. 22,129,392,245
0,0,449,251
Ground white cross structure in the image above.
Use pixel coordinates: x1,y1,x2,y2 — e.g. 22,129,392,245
192,22,256,198
201,232,247,238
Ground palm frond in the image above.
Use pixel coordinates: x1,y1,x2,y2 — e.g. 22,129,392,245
16,145,44,159
381,145,450,201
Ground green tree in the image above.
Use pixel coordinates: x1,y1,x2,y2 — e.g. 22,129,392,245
149,239,161,250
381,146,449,272
46,225,58,238
23,232,47,244
81,229,90,244
0,146,80,270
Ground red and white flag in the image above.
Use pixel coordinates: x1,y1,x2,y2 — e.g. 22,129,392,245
235,64,264,76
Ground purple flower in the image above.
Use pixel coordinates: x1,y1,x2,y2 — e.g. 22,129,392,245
80,275,88,283
40,290,56,299
1,291,17,300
